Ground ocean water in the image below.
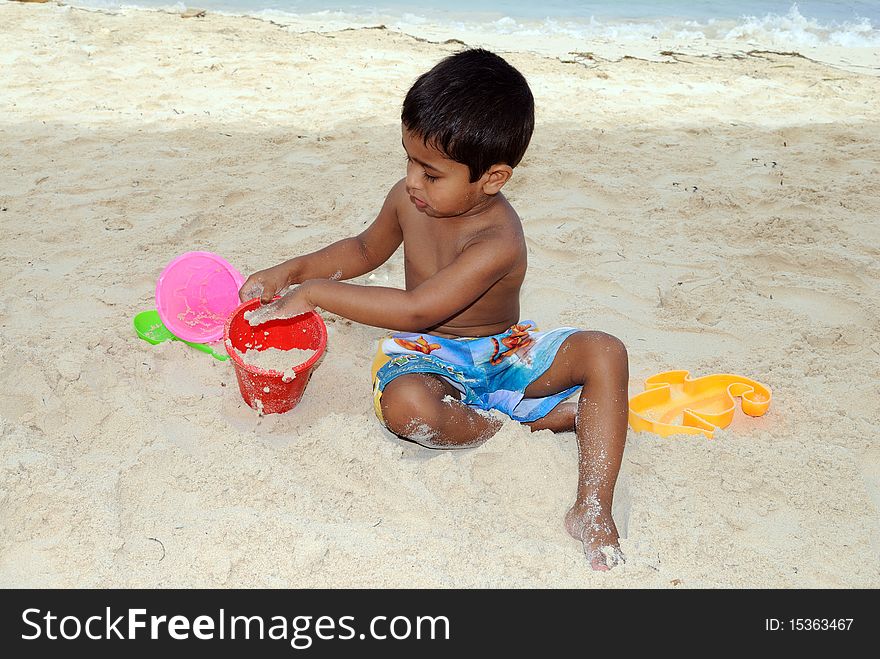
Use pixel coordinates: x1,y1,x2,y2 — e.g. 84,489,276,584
64,1,880,48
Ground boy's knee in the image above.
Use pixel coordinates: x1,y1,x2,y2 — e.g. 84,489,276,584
594,331,627,360
379,375,445,438
573,331,628,373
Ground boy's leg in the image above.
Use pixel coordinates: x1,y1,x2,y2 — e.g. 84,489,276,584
524,401,576,433
522,330,629,571
380,373,502,448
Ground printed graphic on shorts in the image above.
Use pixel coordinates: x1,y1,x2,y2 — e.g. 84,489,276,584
489,323,534,365
372,322,581,423
393,336,441,354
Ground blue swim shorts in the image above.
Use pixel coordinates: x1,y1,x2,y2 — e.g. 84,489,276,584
371,321,581,424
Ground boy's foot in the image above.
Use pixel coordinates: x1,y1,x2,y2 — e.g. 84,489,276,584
565,502,624,571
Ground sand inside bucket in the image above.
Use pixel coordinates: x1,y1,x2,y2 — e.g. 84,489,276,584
233,345,317,381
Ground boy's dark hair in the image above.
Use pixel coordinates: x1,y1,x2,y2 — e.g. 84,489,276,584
402,48,534,183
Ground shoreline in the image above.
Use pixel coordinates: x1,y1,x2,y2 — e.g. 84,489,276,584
19,1,880,74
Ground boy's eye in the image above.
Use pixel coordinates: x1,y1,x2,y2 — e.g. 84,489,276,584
404,155,437,182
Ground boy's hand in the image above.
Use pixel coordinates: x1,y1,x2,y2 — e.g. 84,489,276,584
243,283,316,326
239,263,294,304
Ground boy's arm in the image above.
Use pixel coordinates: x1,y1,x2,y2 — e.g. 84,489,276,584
299,233,521,332
240,181,404,303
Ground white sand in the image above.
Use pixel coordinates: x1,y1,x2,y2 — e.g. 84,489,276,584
0,3,878,588
233,346,316,381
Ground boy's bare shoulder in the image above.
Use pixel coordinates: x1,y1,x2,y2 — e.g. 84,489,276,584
390,176,522,235
448,197,526,286
465,195,526,255
387,177,409,210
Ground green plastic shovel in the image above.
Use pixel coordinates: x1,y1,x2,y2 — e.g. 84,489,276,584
133,309,229,361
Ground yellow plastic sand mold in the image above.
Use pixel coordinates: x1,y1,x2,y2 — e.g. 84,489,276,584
628,370,772,439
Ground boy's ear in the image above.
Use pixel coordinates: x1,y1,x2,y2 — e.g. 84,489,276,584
480,164,513,195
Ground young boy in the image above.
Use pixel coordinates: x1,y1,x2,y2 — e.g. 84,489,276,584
239,49,629,571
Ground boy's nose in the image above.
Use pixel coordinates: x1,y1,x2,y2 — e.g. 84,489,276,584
405,160,420,192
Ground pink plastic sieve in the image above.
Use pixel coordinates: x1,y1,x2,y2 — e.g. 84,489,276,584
155,251,245,343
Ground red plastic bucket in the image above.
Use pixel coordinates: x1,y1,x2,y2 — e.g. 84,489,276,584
224,298,327,414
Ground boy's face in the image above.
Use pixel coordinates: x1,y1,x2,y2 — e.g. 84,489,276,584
402,127,505,218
